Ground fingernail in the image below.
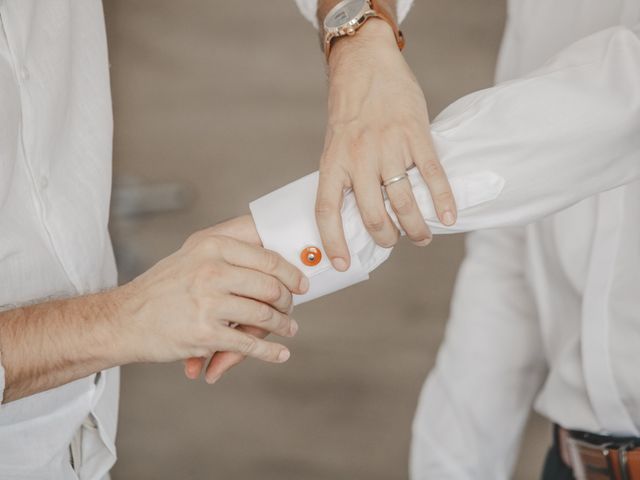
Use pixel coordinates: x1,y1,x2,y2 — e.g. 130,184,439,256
206,375,221,385
299,276,309,293
414,237,432,247
289,319,299,336
278,349,291,362
442,210,456,226
332,257,348,272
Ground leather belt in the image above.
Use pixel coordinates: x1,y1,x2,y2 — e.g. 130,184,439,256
557,425,640,480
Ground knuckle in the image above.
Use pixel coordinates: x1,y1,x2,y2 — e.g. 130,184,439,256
197,236,224,257
238,335,258,356
277,314,290,333
322,238,342,254
262,250,281,273
422,160,443,178
262,278,283,304
363,214,386,233
280,290,293,310
434,189,454,204
256,303,274,324
196,319,219,348
315,199,336,218
318,166,337,179
184,230,212,253
184,231,202,248
391,190,415,216
290,267,303,284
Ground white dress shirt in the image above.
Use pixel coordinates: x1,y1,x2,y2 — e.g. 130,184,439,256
276,1,640,478
0,1,118,479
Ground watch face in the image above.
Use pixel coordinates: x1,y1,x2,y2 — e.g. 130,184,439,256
325,0,367,29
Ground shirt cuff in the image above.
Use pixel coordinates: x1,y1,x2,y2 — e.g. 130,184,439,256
294,0,415,28
250,168,503,305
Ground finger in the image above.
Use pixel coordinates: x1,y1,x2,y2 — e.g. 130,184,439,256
204,326,268,383
184,357,205,379
214,295,298,338
230,244,308,295
218,239,309,295
410,131,457,226
315,167,351,271
382,163,432,246
221,328,290,364
223,266,293,314
352,169,399,248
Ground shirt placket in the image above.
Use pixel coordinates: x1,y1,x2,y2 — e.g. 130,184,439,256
0,3,79,294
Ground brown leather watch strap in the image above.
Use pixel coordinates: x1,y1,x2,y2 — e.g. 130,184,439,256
370,0,405,51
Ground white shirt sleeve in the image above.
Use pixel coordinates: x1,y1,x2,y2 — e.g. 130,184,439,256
294,0,415,28
411,228,547,480
251,25,640,305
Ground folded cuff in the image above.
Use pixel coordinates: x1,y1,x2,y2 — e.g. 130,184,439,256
250,168,504,305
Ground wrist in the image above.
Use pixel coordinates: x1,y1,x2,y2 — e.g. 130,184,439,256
328,18,398,73
97,286,140,366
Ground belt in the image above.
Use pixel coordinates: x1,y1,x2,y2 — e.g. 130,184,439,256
556,425,640,480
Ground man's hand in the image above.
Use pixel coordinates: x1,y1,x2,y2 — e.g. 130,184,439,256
0,215,307,402
115,218,308,365
183,215,278,383
316,18,457,271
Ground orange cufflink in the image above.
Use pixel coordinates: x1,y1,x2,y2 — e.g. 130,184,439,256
300,246,322,267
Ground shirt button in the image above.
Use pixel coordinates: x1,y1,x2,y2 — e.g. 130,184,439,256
20,67,30,81
39,175,49,190
300,246,322,266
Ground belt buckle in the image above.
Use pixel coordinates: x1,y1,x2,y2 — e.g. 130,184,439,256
617,441,638,480
568,438,615,480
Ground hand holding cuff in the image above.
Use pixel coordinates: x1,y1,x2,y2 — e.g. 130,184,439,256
250,168,503,305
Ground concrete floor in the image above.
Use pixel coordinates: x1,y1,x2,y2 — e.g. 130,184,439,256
104,1,550,478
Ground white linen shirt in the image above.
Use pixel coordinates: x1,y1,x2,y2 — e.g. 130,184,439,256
276,1,640,479
0,1,119,479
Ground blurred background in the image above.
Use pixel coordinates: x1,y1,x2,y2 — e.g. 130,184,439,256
104,1,550,478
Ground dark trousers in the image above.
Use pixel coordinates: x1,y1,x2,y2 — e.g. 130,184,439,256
541,441,575,479
541,426,575,480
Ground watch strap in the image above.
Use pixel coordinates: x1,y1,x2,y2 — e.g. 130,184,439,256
370,0,405,50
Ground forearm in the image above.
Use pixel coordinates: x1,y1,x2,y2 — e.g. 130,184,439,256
0,291,129,403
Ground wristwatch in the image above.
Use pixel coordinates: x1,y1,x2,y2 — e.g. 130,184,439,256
322,0,405,61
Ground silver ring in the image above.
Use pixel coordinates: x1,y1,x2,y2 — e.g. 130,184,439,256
382,173,409,188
